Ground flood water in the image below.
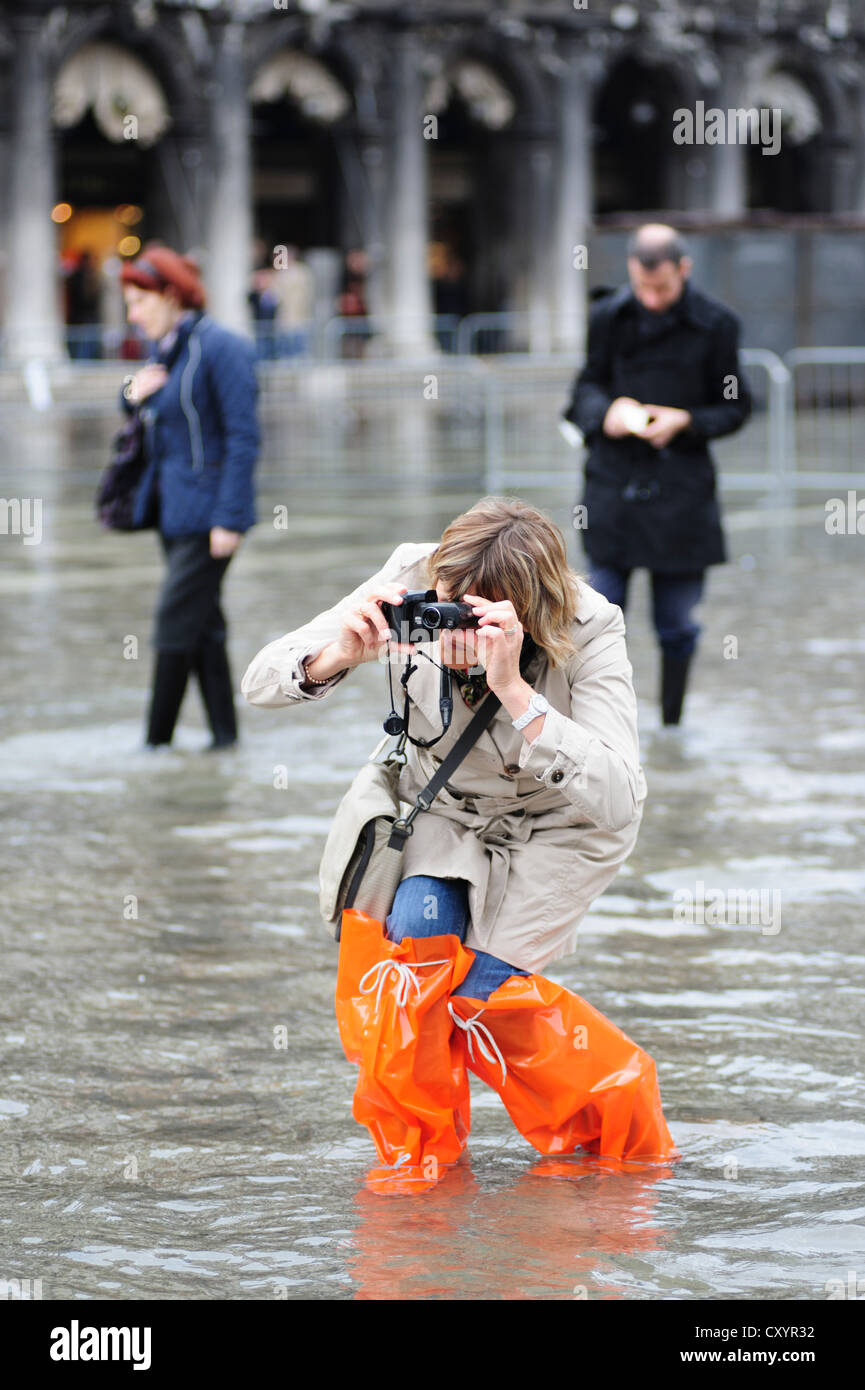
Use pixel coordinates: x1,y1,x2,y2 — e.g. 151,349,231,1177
1,403,864,1301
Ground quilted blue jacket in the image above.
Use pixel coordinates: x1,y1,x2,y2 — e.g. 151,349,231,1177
125,311,259,537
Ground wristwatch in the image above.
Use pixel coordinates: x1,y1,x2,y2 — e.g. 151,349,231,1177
512,692,549,731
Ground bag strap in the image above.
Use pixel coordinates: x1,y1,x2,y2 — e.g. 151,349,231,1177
387,692,500,850
418,635,539,806
415,691,501,811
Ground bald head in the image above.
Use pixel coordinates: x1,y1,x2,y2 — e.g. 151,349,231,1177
627,224,689,270
626,224,692,313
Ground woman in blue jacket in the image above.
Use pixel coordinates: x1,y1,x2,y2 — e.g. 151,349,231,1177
120,244,260,749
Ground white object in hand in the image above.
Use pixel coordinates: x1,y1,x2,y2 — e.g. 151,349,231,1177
620,403,652,434
558,418,584,449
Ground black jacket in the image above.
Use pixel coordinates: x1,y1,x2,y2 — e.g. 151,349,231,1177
564,281,751,572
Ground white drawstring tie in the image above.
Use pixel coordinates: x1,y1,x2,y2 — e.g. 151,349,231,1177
448,1002,508,1086
359,958,450,1012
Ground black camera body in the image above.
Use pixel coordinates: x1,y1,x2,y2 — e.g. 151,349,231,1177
380,589,480,643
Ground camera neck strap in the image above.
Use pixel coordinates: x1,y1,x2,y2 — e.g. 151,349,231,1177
387,633,539,851
387,689,502,849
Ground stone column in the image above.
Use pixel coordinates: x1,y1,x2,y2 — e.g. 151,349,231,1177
854,83,865,215
206,19,254,336
4,16,64,363
550,46,599,355
708,53,748,218
526,135,555,355
0,127,10,328
153,132,209,255
384,28,435,356
335,122,389,321
358,131,388,320
825,137,857,213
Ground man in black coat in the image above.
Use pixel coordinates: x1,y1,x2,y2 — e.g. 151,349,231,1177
564,224,751,726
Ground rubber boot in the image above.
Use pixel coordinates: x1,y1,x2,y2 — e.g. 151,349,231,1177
335,909,475,1189
193,639,238,748
449,974,680,1163
661,653,692,726
145,651,192,747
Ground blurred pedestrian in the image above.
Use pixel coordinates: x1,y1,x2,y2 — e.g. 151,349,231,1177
65,249,102,359
338,249,370,359
249,262,280,361
271,245,314,358
120,243,259,750
431,244,468,351
563,224,751,726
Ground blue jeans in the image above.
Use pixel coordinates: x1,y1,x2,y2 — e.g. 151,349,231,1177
385,875,528,1001
589,565,705,659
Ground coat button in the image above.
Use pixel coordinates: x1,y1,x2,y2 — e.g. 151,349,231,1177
550,769,564,783
504,763,520,775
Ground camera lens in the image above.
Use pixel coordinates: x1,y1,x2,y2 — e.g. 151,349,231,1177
419,607,441,630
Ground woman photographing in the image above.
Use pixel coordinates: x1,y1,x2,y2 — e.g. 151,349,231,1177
242,497,678,1184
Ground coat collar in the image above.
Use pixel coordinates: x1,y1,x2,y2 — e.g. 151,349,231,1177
610,280,717,332
155,310,205,368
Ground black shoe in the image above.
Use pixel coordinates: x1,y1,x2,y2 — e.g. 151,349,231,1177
193,639,238,747
661,654,692,726
145,652,192,746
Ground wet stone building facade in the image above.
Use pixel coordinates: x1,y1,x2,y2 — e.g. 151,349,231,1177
1,0,864,361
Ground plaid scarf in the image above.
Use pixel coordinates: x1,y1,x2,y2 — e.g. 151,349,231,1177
452,667,489,708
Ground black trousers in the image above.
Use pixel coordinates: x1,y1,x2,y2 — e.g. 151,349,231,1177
146,533,237,746
154,533,231,652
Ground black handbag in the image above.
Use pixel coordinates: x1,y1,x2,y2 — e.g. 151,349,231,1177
95,408,156,531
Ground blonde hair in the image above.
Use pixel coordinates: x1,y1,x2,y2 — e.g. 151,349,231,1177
426,497,581,669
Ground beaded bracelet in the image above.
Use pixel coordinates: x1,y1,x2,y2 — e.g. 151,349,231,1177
301,657,331,686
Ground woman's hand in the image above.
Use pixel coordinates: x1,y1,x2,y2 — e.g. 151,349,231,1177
124,364,168,403
462,592,524,696
327,584,412,670
210,527,241,559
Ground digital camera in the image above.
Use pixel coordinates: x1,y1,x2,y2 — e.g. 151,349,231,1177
379,589,480,643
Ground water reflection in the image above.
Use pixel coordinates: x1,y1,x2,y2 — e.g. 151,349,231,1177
347,1155,675,1300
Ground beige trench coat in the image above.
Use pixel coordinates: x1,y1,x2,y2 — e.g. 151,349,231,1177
240,541,647,974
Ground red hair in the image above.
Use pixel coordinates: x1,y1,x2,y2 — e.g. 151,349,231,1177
121,242,206,310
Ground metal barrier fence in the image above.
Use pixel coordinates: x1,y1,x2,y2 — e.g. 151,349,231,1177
255,347,865,495
786,349,865,488
3,328,865,493
7,316,465,363
252,349,803,497
254,356,492,490
470,350,790,495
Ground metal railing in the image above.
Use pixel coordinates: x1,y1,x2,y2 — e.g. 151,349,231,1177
448,350,797,497
4,323,865,495
318,314,461,359
785,348,865,487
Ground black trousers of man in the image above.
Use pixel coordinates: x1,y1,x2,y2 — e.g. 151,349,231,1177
146,533,237,748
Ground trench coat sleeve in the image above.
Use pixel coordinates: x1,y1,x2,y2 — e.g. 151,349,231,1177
516,605,644,833
562,300,615,442
685,313,752,443
240,541,427,708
